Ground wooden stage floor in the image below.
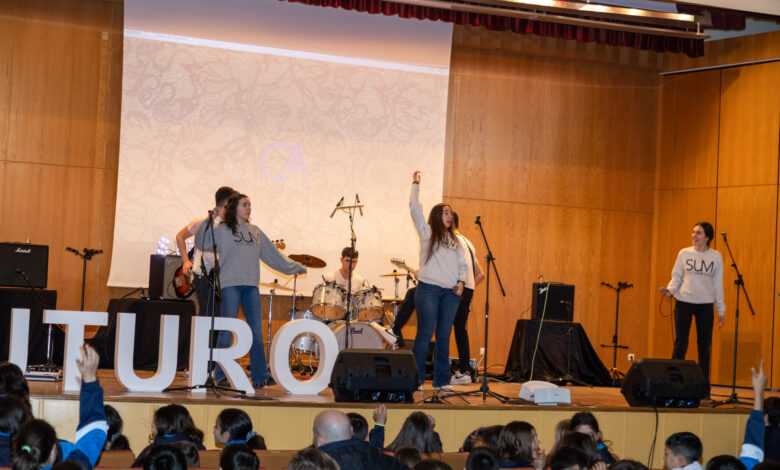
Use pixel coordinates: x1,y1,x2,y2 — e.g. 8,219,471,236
28,371,771,462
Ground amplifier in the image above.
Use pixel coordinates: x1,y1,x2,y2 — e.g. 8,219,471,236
0,243,49,288
330,349,418,403
148,254,183,300
532,282,574,322
621,358,706,408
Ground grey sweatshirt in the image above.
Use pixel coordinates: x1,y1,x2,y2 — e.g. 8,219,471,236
197,222,305,288
666,246,726,316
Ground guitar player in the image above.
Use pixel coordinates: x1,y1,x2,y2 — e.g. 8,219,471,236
174,186,236,316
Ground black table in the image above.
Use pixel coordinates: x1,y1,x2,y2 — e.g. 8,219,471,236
0,288,63,365
503,319,612,386
89,298,195,371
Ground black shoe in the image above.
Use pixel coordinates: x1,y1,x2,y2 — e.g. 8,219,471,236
392,329,405,348
253,377,275,389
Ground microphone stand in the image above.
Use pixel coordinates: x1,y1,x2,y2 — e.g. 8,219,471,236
166,211,245,397
441,216,508,403
713,232,754,407
553,301,588,386
333,196,364,349
66,247,102,311
17,268,60,378
600,281,632,387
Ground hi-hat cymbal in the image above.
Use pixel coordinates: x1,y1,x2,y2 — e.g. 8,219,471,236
258,281,293,292
379,272,407,277
289,254,326,268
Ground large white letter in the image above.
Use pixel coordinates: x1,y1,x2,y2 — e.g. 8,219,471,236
189,317,253,395
44,310,108,391
114,313,179,392
270,319,339,395
9,308,30,370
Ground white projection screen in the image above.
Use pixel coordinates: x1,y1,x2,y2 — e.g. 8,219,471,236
109,0,454,298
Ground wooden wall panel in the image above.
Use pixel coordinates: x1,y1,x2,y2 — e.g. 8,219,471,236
713,185,777,387
664,31,780,73
717,62,780,187
648,188,717,358
656,71,720,190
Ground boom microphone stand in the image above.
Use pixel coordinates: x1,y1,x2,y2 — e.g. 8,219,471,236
166,211,244,397
17,268,60,379
65,247,102,311
713,232,754,407
600,281,632,387
331,194,364,349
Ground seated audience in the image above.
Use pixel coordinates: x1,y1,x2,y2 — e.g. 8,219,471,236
610,460,649,470
287,447,339,470
0,362,31,407
220,443,259,470
173,441,199,467
664,432,703,470
463,426,504,453
498,421,544,469
569,412,615,464
313,409,408,469
387,412,442,454
133,404,205,466
414,460,452,470
467,447,499,470
143,444,187,470
557,432,601,466
707,456,747,470
395,447,423,469
0,396,32,466
104,405,131,451
550,447,591,470
765,397,780,463
214,408,266,449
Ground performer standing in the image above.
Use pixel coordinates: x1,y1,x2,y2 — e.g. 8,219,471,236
450,211,485,385
175,186,236,316
409,171,467,391
198,193,306,388
663,221,725,394
323,247,368,293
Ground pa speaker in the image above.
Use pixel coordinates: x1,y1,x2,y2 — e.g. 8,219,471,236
0,243,49,288
532,282,574,322
148,254,182,300
621,358,706,408
330,349,418,403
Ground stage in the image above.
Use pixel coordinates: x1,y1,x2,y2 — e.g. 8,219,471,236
29,371,766,465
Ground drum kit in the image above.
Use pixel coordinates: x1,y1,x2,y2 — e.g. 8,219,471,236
262,254,416,374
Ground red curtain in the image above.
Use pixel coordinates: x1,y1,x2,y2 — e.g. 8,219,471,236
284,0,705,57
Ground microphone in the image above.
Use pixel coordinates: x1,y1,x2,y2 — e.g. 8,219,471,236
660,287,669,295
601,282,613,289
66,247,80,255
560,300,572,305
356,194,363,216
475,215,481,224
538,285,548,294
618,281,634,289
721,232,727,240
330,196,344,218
538,274,544,282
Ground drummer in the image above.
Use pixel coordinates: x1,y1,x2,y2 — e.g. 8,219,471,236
323,247,369,293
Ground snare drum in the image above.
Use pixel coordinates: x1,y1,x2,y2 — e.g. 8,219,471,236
290,310,322,354
353,287,383,321
311,282,346,320
315,321,384,355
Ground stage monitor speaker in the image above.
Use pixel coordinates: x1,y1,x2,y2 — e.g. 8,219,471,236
330,349,418,403
0,243,49,288
148,254,182,300
621,358,706,408
532,282,574,322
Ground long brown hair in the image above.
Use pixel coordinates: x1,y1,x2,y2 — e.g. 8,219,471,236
425,203,455,263
224,193,248,235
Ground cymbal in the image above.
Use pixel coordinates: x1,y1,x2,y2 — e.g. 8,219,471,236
383,297,404,302
258,281,293,292
289,254,326,268
379,272,407,277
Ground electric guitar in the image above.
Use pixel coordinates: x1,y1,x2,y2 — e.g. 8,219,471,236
173,239,286,299
390,257,419,276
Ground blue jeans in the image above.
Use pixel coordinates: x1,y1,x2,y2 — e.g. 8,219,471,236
214,285,269,384
413,281,460,387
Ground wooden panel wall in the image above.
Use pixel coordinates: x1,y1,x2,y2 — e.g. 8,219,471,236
444,26,660,374
650,44,780,386
0,0,126,312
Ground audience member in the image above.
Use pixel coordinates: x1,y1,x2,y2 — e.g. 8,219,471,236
414,460,452,470
707,456,747,470
348,412,369,441
104,405,131,451
0,362,30,402
549,447,591,470
387,412,442,454
0,396,32,466
172,441,199,467
610,460,649,470
395,447,423,469
556,432,600,466
467,447,499,470
287,447,339,470
498,421,544,469
214,409,266,450
219,443,259,470
569,412,615,464
142,444,187,470
313,410,407,469
133,404,205,466
462,426,504,453
664,432,703,470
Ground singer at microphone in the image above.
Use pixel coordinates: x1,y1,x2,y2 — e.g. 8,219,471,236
663,221,725,398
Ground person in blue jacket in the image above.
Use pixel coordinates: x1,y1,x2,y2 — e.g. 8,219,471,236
11,346,108,470
213,409,265,450
133,404,205,467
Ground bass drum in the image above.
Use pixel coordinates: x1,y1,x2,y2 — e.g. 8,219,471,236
290,310,323,354
316,321,384,355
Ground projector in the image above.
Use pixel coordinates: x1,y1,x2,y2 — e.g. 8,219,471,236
519,380,571,405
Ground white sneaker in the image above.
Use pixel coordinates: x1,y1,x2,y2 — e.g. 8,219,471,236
434,384,454,392
451,372,472,385
417,384,425,391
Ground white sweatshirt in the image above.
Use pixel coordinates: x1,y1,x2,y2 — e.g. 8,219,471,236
410,183,468,289
666,246,726,317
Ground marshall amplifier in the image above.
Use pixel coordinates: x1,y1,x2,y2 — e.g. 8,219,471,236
148,254,183,300
0,243,49,288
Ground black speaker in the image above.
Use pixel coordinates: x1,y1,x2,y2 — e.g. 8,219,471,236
0,243,49,288
330,349,418,403
621,358,706,408
148,254,182,300
532,282,574,322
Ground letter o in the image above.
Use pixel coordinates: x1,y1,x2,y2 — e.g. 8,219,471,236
269,319,339,394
